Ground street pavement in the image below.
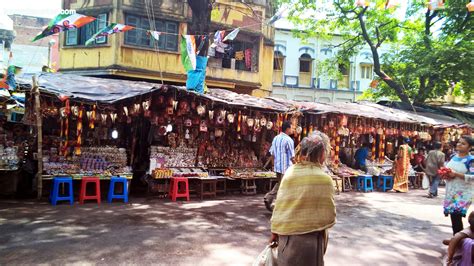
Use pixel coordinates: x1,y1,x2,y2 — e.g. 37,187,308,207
0,188,456,265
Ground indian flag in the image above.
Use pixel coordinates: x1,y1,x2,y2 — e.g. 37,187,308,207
85,23,134,46
32,13,96,42
180,35,197,72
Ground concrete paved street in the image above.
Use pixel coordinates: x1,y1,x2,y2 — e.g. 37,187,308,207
0,188,457,265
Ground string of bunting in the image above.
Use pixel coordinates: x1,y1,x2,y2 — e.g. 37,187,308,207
32,11,279,44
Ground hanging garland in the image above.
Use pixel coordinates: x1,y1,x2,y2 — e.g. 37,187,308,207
75,105,83,156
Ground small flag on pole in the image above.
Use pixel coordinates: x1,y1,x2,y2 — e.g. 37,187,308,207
223,28,240,42
85,23,134,46
180,35,197,72
32,13,96,42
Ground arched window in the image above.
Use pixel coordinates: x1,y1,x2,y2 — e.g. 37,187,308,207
299,53,312,73
299,53,313,87
273,51,284,71
273,51,285,85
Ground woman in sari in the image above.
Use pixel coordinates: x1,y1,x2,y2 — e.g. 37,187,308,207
269,131,336,266
392,138,412,192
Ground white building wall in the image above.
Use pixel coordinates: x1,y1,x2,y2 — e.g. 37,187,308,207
272,28,391,103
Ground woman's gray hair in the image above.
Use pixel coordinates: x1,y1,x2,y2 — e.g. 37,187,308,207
300,131,331,164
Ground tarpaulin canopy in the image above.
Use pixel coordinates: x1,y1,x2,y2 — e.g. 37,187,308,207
16,72,466,127
17,72,163,103
269,98,465,127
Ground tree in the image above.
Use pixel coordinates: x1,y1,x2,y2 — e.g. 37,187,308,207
278,0,473,104
187,0,214,56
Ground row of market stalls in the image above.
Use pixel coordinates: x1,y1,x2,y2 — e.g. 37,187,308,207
3,72,471,198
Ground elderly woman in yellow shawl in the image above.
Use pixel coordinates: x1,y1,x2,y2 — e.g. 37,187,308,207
270,131,336,266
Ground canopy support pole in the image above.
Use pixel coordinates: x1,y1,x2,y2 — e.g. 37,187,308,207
33,76,44,199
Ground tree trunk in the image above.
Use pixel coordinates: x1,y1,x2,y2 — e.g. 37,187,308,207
414,9,437,104
187,0,212,56
357,8,411,105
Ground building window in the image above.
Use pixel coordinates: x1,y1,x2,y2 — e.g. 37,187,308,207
299,53,312,73
273,51,284,70
361,64,373,79
221,40,255,72
124,14,178,52
65,13,108,46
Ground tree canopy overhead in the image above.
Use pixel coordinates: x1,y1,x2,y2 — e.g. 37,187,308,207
277,0,473,104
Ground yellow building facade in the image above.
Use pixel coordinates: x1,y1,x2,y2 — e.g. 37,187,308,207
60,0,275,96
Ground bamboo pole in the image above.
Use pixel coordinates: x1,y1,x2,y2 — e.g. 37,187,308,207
33,76,44,199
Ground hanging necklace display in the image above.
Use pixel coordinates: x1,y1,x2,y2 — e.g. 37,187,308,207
260,117,267,127
143,100,151,117
185,129,190,139
197,104,206,116
266,121,273,130
110,113,117,124
172,100,178,110
227,113,235,123
209,110,214,120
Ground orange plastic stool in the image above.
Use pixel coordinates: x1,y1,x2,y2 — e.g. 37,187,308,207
169,177,190,202
79,177,101,204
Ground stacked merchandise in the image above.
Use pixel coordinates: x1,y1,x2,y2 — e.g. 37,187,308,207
43,146,131,175
0,146,20,170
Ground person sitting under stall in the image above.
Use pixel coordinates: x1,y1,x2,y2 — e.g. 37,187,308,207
446,211,474,266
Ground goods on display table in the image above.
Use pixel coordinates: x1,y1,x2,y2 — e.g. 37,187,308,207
149,146,200,170
328,163,365,179
43,146,131,175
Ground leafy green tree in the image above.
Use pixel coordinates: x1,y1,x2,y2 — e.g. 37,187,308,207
277,0,473,104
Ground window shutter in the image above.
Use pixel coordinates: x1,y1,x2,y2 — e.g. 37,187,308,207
65,28,78,46
95,13,108,44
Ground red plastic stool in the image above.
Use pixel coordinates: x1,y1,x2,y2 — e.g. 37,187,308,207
169,177,190,202
79,177,101,204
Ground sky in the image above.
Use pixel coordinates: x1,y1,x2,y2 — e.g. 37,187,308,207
1,0,62,18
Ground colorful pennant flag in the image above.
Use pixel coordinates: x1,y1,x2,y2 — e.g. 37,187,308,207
32,13,96,42
385,0,400,9
355,0,370,7
148,31,160,41
180,35,197,72
85,23,134,46
148,30,161,41
223,28,240,42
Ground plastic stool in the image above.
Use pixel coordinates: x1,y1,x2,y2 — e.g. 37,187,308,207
107,176,128,203
169,177,190,201
377,175,393,192
357,175,373,192
50,176,74,206
79,177,101,204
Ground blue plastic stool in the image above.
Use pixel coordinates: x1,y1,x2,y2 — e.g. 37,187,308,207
108,176,128,203
357,175,374,192
50,176,74,206
377,175,394,192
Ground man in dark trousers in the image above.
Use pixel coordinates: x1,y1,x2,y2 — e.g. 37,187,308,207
424,142,445,198
264,121,295,211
